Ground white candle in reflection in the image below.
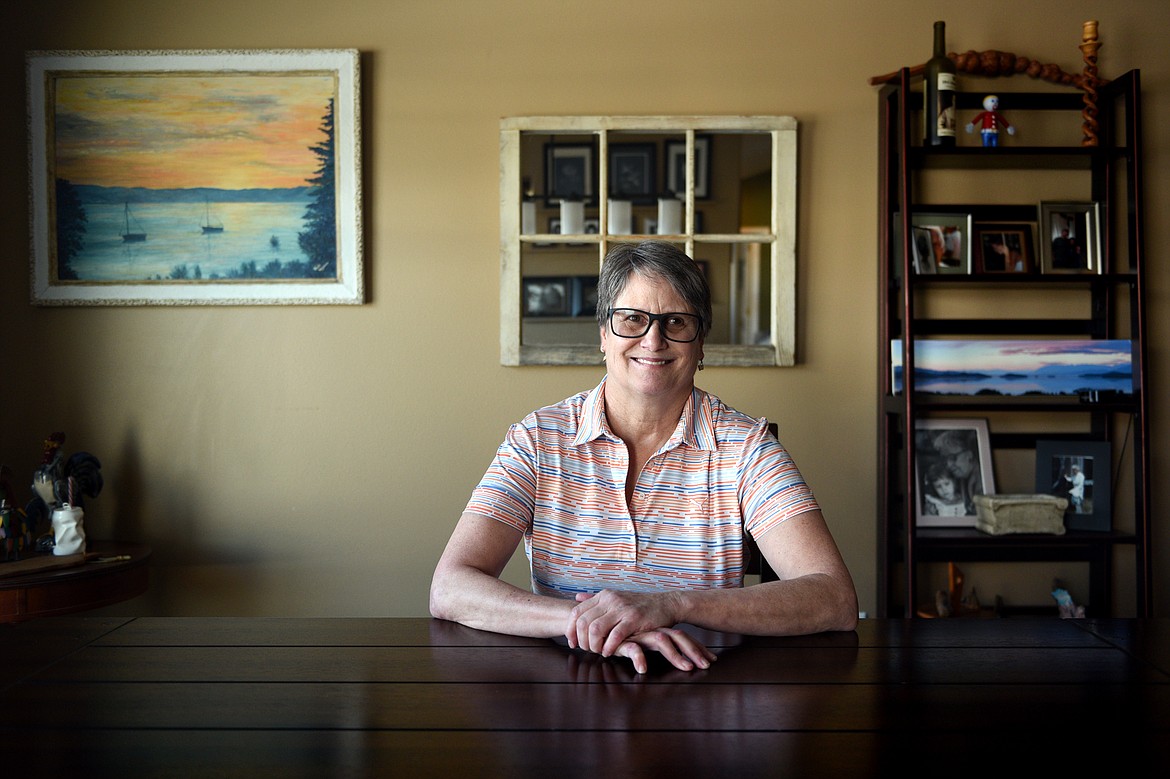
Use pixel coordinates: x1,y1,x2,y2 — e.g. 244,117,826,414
608,199,632,235
657,197,681,235
560,199,584,234
521,201,536,235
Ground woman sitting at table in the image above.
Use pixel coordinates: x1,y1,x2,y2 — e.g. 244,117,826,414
430,241,858,673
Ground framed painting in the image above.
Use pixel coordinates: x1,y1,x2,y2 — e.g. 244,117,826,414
914,418,996,527
1034,440,1112,532
1038,202,1101,274
27,49,363,305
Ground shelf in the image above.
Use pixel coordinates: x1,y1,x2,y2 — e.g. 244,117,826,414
900,272,1136,286
909,318,1099,336
882,394,1138,414
911,146,1095,170
876,68,1150,618
915,527,1137,552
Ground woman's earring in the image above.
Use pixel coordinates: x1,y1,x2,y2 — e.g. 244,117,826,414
698,359,704,371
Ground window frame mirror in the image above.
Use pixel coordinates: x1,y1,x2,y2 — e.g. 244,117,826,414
500,116,797,367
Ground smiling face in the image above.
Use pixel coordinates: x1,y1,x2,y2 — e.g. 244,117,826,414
600,272,704,408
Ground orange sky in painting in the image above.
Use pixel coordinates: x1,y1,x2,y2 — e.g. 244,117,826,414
51,71,335,190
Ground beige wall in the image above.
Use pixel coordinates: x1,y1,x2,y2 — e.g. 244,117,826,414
2,0,1166,618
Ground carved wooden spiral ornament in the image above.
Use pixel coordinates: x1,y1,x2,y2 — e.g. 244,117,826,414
1079,20,1102,146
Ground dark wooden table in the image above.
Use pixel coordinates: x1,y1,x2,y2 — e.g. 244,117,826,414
2,616,1167,777
0,541,150,623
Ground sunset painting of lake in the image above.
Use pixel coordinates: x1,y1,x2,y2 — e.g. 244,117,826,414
891,339,1135,397
28,50,361,304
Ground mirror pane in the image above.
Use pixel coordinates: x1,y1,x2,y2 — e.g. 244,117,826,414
503,117,795,366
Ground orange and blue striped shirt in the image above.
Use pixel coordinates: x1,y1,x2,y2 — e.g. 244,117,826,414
466,379,820,597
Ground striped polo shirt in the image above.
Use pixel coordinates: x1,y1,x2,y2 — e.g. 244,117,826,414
465,379,820,598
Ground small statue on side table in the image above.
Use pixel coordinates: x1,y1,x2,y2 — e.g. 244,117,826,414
24,433,103,553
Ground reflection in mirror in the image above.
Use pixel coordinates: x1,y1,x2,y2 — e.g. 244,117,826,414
501,117,795,366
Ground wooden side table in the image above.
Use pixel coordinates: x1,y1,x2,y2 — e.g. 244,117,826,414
0,540,150,623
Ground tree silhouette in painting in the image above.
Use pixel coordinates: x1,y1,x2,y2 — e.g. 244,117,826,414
298,99,337,277
55,178,87,280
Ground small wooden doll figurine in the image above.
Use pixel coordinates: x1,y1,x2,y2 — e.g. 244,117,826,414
966,95,1015,147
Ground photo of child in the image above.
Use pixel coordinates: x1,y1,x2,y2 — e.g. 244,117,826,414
922,462,967,517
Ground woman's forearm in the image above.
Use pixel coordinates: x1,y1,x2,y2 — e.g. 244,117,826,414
429,563,574,638
670,574,859,636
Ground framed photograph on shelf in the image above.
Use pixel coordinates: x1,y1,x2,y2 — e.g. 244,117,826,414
1034,440,1111,531
974,222,1035,273
1038,202,1101,274
608,143,656,203
572,276,599,317
523,276,573,317
544,143,595,205
911,226,938,274
912,212,972,273
914,418,996,527
26,49,363,306
665,135,711,198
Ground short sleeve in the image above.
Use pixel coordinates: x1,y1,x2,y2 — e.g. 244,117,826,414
464,422,539,533
739,418,820,539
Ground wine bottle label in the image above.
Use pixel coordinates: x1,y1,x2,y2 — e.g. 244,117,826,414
935,74,956,137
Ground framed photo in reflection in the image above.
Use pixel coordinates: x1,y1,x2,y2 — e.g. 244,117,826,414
665,135,711,199
608,143,656,204
544,143,595,206
523,276,572,317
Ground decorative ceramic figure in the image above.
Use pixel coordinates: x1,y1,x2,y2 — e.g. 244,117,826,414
965,95,1015,146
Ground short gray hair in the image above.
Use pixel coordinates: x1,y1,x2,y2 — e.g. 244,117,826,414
595,241,712,338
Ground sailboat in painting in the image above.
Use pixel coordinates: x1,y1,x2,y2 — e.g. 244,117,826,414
201,198,224,234
121,202,146,242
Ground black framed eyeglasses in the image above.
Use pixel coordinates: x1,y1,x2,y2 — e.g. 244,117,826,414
607,308,702,343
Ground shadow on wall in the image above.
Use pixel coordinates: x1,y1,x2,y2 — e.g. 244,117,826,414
90,426,265,616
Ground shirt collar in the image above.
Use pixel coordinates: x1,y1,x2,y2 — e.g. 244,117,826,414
573,378,717,452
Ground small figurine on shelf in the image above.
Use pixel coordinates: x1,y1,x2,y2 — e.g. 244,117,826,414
965,94,1016,147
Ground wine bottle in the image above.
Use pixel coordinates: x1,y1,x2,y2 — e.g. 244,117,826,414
923,21,957,147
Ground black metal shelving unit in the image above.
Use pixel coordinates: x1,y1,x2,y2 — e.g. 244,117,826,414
876,68,1151,618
